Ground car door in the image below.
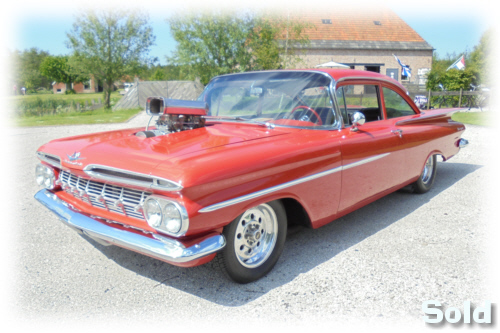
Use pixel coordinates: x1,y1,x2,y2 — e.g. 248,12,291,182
336,81,407,214
380,84,423,180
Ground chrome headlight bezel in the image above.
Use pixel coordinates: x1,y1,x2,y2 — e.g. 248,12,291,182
143,196,189,236
35,163,57,190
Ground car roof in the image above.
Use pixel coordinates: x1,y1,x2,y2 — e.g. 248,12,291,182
212,69,407,93
310,68,407,91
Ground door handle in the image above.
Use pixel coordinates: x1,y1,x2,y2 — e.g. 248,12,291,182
391,129,403,138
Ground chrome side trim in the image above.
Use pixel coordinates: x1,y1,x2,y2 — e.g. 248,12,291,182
199,153,390,213
35,189,225,263
83,164,183,191
341,153,390,170
199,166,342,213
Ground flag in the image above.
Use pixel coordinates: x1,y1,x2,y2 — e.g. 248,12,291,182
447,55,466,71
393,54,411,78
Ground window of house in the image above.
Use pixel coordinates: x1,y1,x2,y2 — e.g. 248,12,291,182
84,80,91,90
322,19,332,24
382,87,416,118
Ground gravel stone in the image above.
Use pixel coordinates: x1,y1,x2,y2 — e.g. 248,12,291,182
4,111,498,331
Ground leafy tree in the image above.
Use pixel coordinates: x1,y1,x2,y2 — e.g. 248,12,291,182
164,65,189,81
10,48,51,91
66,9,155,108
248,15,311,70
426,67,477,91
150,68,167,81
468,29,493,86
39,55,88,88
426,28,492,92
168,12,255,85
168,11,310,85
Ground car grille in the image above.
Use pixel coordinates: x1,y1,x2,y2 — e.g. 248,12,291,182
59,170,150,220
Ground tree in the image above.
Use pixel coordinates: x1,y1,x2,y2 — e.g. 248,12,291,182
248,14,311,70
150,68,167,81
39,55,88,91
426,28,492,91
168,12,255,85
168,11,310,85
469,29,493,86
66,9,155,108
10,48,51,91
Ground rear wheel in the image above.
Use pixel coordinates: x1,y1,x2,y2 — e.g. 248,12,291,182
412,155,437,193
215,201,287,284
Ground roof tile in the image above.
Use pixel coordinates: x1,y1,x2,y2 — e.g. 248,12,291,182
288,8,426,43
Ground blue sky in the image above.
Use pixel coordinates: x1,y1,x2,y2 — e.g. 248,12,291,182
6,1,494,65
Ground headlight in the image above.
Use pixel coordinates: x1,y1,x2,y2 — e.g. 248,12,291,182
144,198,163,228
163,203,182,233
35,164,56,190
143,196,188,236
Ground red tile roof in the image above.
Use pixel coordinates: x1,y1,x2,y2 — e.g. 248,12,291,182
288,8,425,43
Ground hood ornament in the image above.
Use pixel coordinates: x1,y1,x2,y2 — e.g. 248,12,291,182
65,152,85,166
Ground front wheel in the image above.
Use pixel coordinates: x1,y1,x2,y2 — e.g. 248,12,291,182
412,155,437,193
215,201,287,283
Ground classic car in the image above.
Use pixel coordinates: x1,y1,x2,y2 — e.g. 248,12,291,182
35,69,469,283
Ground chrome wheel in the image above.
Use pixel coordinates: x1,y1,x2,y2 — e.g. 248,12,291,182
412,154,437,194
234,204,278,268
421,155,435,185
215,200,287,283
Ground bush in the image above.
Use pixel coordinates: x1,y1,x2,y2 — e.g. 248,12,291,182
14,96,103,117
426,68,478,91
426,68,479,108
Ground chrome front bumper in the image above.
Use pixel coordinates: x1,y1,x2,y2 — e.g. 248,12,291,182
34,189,226,264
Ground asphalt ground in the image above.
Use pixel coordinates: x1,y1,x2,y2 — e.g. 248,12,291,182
3,110,498,332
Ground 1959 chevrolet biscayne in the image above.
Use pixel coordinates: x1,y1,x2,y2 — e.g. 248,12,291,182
35,69,468,283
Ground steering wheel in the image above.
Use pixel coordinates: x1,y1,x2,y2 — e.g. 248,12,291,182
290,105,323,125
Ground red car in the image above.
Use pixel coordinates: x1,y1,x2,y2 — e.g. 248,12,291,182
35,69,468,283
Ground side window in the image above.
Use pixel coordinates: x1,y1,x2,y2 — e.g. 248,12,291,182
335,86,348,125
339,84,382,124
382,87,417,118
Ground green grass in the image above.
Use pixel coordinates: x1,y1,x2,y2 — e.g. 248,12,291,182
14,107,143,127
7,91,121,102
452,111,491,126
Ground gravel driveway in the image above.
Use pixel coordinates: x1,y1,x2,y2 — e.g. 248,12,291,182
5,111,497,330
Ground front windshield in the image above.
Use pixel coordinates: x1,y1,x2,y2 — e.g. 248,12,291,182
198,71,338,128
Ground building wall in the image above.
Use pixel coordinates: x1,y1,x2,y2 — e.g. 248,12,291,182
53,78,99,94
53,82,67,94
294,49,433,85
72,79,98,94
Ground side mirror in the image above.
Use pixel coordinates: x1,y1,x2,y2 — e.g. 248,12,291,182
350,112,366,132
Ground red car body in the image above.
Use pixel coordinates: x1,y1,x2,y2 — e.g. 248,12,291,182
35,69,467,283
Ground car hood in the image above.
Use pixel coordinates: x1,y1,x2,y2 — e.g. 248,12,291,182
38,123,292,179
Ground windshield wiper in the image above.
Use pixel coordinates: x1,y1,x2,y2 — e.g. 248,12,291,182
206,116,275,129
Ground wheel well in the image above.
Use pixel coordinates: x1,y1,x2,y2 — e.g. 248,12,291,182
280,198,312,228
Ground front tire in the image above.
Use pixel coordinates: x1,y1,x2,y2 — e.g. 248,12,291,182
412,155,437,193
215,201,287,283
